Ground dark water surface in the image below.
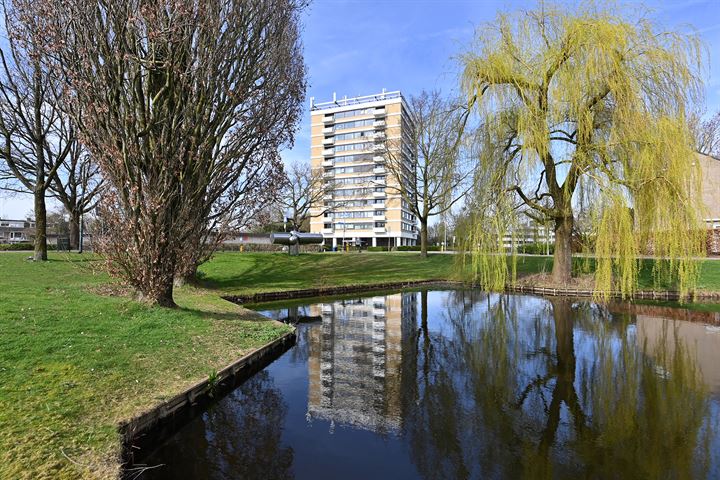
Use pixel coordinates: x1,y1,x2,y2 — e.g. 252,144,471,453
141,290,720,479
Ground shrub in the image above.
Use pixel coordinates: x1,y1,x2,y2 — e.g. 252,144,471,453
367,246,388,252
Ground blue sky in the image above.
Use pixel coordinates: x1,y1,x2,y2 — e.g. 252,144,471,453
1,0,719,218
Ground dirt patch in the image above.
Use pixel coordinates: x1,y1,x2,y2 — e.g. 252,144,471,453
86,283,135,298
515,273,595,290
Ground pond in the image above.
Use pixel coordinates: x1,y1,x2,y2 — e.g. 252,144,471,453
140,289,720,479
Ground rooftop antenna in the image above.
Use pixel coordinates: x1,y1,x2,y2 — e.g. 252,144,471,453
309,96,314,109
332,92,337,105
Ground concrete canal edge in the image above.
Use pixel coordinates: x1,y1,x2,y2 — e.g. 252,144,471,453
507,285,720,301
118,328,296,473
223,279,454,304
224,279,720,306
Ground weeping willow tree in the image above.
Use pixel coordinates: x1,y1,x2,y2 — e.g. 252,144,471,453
460,2,706,299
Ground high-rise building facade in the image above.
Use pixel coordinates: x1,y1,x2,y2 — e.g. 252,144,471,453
309,90,417,248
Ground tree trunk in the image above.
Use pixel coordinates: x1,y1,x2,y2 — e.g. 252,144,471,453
69,210,81,250
420,220,428,258
151,279,176,308
174,263,198,287
33,187,48,261
551,214,573,284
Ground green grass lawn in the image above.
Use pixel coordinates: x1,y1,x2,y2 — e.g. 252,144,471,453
197,251,459,294
3,250,720,479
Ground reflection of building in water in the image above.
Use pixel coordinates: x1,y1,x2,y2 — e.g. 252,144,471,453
636,314,720,395
307,293,417,433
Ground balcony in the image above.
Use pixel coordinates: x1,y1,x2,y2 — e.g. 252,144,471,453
373,202,385,208
373,144,386,152
373,214,385,221
322,115,334,124
373,120,386,128
322,148,334,157
373,132,386,142
373,155,385,163
322,126,334,134
323,193,333,200
373,226,386,233
322,137,334,146
373,191,386,198
323,171,334,179
322,159,333,167
374,177,386,185
373,166,385,174
322,227,333,234
373,108,386,117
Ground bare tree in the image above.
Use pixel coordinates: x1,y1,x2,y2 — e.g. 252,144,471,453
26,0,307,306
0,1,72,261
383,91,471,257
47,118,104,250
277,161,333,232
693,110,720,157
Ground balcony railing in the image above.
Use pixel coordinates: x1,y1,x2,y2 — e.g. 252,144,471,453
322,126,334,134
373,120,386,128
322,159,333,167
373,108,386,117
373,155,385,163
322,137,334,146
322,115,334,124
322,148,334,157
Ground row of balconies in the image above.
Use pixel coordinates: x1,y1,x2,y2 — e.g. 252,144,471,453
322,156,385,167
322,166,386,178
322,190,386,201
322,226,387,234
322,107,386,125
323,143,385,157
323,213,387,221
322,123,385,138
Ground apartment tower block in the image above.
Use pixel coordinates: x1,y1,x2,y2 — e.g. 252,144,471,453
309,90,417,248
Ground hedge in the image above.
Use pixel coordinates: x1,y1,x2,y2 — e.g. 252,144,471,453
0,243,57,251
516,243,554,255
395,245,443,252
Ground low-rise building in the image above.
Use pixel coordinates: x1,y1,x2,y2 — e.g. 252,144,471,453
0,219,35,244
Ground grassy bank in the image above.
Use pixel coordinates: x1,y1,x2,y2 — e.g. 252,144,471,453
3,251,720,478
0,253,290,479
197,251,720,294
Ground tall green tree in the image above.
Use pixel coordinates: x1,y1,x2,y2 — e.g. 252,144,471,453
460,2,705,298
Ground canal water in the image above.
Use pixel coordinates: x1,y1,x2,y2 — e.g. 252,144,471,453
141,289,720,479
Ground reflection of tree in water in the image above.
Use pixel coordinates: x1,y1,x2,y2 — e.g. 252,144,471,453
202,370,293,480
403,291,714,479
